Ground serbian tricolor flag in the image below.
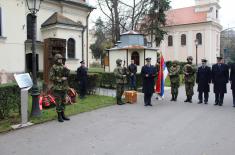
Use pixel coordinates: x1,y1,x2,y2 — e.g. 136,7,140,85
155,55,168,97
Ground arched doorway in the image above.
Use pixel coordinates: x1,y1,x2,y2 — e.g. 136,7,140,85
131,51,140,65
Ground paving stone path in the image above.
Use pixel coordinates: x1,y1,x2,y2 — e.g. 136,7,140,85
0,86,235,155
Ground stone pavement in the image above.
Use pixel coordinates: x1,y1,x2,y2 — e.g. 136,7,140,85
0,86,235,155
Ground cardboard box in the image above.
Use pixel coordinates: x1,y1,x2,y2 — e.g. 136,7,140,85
124,91,137,104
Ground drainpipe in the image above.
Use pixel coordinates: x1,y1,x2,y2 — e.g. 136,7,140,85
81,11,92,67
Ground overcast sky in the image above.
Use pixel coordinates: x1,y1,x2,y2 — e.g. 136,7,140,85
88,0,235,29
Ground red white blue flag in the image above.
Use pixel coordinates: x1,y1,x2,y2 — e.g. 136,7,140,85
155,55,168,97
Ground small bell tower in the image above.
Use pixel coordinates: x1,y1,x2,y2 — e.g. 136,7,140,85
195,0,221,23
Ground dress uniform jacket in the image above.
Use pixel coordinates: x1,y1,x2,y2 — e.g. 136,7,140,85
212,63,229,93
196,66,211,92
141,65,156,94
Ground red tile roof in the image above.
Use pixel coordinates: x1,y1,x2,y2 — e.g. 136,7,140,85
166,6,207,26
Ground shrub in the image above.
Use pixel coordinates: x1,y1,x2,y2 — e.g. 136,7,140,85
0,83,20,119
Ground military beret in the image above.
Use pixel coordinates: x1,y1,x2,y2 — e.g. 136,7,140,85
80,60,85,64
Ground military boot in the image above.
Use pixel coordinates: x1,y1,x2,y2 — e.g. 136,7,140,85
57,112,64,122
117,98,124,105
188,96,192,103
170,95,174,101
174,93,178,101
184,97,189,102
61,111,70,121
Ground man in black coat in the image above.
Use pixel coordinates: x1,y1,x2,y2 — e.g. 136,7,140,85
76,60,88,99
196,58,211,104
128,59,137,90
141,57,157,106
230,63,235,107
212,56,229,106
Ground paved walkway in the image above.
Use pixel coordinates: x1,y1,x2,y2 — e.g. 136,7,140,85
0,86,235,155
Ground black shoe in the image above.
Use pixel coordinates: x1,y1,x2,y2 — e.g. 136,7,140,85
57,112,64,122
148,104,153,106
144,104,148,106
198,101,202,104
233,105,235,107
214,102,219,106
184,99,189,102
219,103,223,106
61,111,70,121
117,102,125,105
188,100,192,103
204,102,208,104
170,98,174,101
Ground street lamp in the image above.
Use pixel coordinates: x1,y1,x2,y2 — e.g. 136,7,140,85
195,39,199,66
26,0,43,116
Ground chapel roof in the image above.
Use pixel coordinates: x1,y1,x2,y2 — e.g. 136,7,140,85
41,12,84,28
166,6,208,26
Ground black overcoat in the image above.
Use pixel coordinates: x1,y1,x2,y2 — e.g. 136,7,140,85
141,65,156,94
76,66,88,87
212,63,229,93
196,66,211,92
230,63,235,90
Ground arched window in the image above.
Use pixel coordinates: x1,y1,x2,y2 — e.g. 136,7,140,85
196,33,202,45
168,35,173,46
67,38,75,59
131,51,139,65
27,14,34,40
181,34,186,46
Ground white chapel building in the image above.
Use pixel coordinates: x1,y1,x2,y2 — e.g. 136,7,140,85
154,0,222,64
0,0,94,84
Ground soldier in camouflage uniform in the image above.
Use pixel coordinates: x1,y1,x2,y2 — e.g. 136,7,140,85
114,59,128,105
169,60,180,101
183,56,196,103
49,54,70,122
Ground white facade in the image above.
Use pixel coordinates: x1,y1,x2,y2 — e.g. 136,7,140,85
0,0,93,83
152,0,222,65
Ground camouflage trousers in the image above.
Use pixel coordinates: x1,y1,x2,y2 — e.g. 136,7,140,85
116,84,125,103
185,82,194,97
171,83,179,96
53,90,66,112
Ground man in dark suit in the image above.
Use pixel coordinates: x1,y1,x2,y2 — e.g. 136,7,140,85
128,59,137,90
141,57,157,106
230,63,235,107
196,58,211,104
212,55,229,106
76,60,88,99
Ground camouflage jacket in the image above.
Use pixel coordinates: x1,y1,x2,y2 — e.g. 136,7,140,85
169,65,180,84
114,66,128,84
183,63,196,83
49,64,70,91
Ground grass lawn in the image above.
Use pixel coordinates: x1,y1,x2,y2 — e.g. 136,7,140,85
88,67,104,73
0,95,115,133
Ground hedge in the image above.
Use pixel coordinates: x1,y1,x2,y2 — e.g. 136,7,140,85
0,83,20,119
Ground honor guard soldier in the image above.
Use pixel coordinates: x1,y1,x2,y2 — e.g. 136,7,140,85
196,58,211,104
183,56,196,103
114,59,128,105
212,55,229,106
141,57,157,106
76,60,88,99
49,54,70,122
169,60,180,101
